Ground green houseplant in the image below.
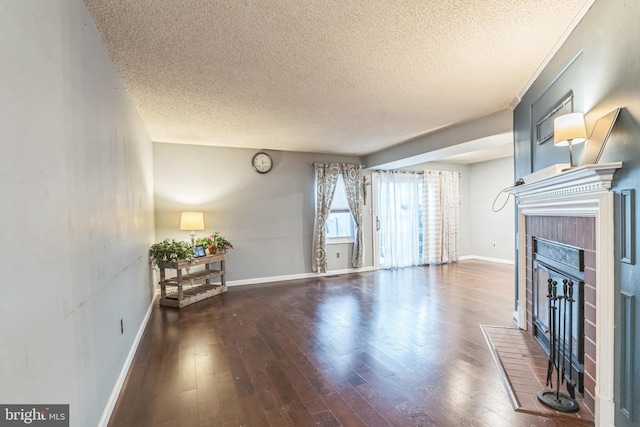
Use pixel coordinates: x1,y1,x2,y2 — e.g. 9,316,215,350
149,238,194,267
196,232,233,254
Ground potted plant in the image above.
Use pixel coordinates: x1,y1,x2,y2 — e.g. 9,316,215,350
196,232,233,254
149,238,194,267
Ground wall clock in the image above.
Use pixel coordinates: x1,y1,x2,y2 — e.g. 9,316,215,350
251,151,273,174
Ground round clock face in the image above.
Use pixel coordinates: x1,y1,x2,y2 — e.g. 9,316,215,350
252,152,273,174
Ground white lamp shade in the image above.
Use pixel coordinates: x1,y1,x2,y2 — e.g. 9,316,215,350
180,212,205,230
554,113,587,146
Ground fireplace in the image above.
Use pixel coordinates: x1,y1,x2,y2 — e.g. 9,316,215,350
508,163,621,426
533,237,585,399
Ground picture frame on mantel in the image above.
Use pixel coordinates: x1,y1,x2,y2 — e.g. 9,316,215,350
193,244,206,258
578,108,621,166
535,91,574,145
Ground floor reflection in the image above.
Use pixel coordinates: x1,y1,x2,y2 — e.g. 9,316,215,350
111,261,592,426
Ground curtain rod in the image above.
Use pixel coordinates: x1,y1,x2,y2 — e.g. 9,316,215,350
310,162,365,167
369,169,461,176
309,164,460,177
369,169,422,174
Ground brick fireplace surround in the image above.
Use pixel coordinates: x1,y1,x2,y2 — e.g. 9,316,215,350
509,162,622,427
526,215,597,413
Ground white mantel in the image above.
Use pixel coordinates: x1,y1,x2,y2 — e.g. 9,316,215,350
509,162,622,204
508,162,622,427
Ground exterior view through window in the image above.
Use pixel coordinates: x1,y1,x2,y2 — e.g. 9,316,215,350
326,174,354,241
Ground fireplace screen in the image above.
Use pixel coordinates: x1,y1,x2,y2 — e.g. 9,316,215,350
533,238,585,395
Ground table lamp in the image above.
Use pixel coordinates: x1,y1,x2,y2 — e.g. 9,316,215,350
180,212,204,245
554,112,587,167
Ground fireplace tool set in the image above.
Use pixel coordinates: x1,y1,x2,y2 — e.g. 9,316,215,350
538,277,580,412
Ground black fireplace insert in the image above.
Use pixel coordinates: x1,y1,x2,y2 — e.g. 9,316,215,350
533,237,585,396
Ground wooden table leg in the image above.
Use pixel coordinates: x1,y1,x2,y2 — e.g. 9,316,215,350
159,267,166,299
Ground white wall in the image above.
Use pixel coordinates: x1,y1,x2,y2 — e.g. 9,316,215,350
0,2,155,426
468,157,515,262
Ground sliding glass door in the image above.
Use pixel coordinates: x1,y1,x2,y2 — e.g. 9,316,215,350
372,170,459,269
373,171,423,269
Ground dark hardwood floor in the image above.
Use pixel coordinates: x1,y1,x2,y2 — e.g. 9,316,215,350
108,260,590,426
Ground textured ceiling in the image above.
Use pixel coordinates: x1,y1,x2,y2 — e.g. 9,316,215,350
84,0,591,156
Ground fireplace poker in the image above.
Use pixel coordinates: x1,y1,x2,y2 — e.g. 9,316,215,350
561,279,568,386
545,278,555,387
551,280,564,403
566,280,577,399
549,280,559,388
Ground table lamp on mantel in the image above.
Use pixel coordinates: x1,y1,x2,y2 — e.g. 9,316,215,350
180,212,204,245
554,112,587,167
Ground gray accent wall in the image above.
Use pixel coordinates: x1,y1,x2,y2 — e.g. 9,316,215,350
0,2,156,426
152,143,371,280
513,0,640,424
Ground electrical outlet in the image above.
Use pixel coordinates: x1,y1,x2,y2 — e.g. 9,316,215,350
492,242,497,248
120,319,124,335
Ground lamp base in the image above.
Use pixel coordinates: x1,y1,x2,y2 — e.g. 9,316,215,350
568,139,575,167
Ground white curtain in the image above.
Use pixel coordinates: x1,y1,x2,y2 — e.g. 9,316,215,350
374,170,459,269
375,171,423,269
423,170,459,264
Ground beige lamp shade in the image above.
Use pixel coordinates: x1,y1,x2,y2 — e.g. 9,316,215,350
554,113,587,146
179,212,205,231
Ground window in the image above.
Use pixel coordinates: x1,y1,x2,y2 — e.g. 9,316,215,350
326,174,355,242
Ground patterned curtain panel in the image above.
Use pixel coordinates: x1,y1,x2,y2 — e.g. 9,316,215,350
423,170,459,264
312,163,341,272
340,164,364,268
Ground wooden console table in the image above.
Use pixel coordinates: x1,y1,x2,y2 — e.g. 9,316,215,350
157,253,226,308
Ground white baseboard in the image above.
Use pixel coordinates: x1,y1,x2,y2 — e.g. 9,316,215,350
458,255,515,265
98,290,158,427
227,258,514,288
227,266,376,287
